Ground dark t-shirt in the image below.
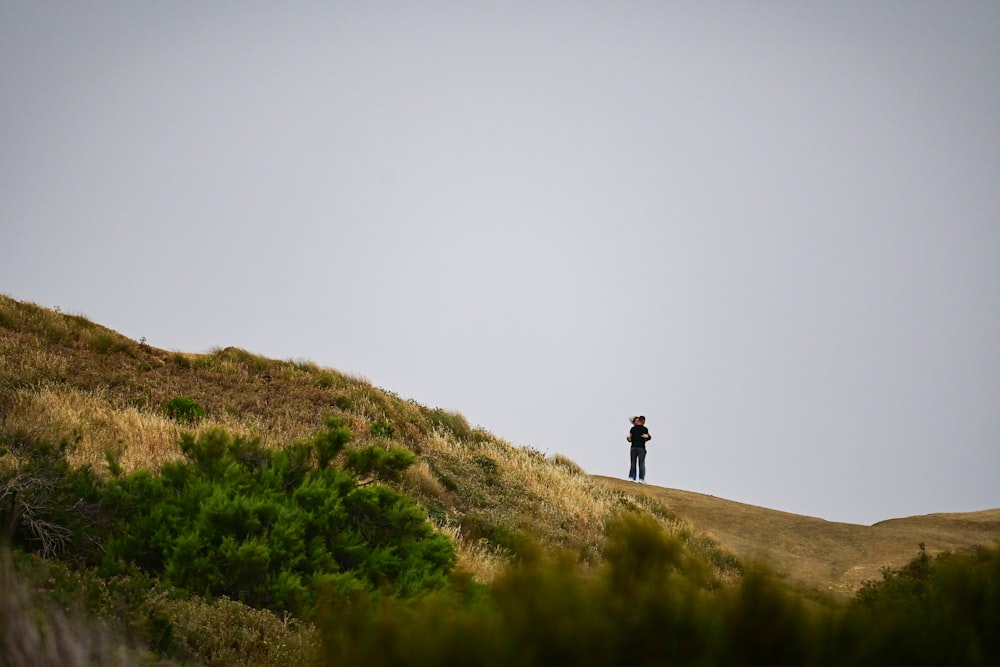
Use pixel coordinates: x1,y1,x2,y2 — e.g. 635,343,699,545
629,424,650,448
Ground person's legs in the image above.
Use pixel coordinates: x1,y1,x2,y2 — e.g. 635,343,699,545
628,447,639,480
637,447,647,482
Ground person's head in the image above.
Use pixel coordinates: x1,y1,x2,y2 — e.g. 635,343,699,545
632,415,646,425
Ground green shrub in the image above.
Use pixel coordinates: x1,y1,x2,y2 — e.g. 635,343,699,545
165,396,205,422
370,420,395,438
427,408,473,440
314,515,728,667
99,422,455,616
844,544,1000,665
346,445,417,483
169,353,192,369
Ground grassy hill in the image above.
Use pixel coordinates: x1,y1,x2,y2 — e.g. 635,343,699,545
596,476,1000,597
3,294,999,665
4,293,997,593
0,294,734,582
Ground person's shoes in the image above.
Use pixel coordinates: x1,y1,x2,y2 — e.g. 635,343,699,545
638,479,646,484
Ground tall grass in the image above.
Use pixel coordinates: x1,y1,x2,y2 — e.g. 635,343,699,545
3,384,266,472
418,429,739,581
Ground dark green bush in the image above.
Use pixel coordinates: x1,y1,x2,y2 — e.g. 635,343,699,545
165,396,205,422
843,543,1000,665
99,421,455,616
346,444,417,483
370,420,395,438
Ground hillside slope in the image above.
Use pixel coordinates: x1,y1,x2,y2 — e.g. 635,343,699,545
0,295,738,584
595,475,1000,596
6,293,995,600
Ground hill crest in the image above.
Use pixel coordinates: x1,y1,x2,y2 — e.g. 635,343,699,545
594,475,1000,595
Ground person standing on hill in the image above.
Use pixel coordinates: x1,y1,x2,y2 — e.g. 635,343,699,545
627,415,651,482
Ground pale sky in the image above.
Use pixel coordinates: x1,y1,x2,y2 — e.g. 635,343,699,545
3,1,998,525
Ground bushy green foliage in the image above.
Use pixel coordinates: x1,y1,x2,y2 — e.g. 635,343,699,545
846,543,1000,665
99,421,455,615
4,418,456,622
346,444,417,483
315,520,1000,667
427,408,473,440
316,515,726,667
313,416,351,468
370,420,395,438
164,396,205,422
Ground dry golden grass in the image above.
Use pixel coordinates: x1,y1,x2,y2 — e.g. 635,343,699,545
432,432,606,519
415,431,740,582
436,522,511,584
4,384,268,472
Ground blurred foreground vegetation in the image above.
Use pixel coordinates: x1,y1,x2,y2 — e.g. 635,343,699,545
313,526,1000,667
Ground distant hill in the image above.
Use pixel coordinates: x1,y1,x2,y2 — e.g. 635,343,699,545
595,475,1000,596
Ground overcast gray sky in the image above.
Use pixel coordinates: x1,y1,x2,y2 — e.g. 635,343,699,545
3,1,998,525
